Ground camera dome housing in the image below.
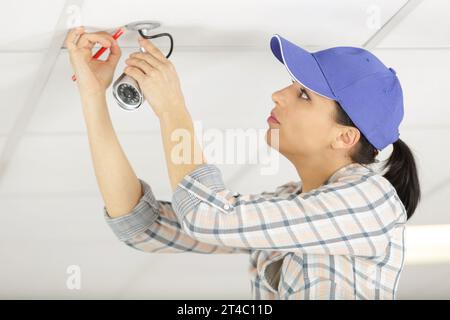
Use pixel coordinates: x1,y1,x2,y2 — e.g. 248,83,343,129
112,73,144,111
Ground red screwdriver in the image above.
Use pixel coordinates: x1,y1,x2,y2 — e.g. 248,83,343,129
71,27,124,81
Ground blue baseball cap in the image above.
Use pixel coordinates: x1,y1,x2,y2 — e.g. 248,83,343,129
270,34,404,151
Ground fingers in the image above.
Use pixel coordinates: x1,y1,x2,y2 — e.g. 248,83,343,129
65,27,85,51
129,52,163,69
106,37,122,65
138,37,167,62
125,57,153,74
124,66,145,83
77,32,112,50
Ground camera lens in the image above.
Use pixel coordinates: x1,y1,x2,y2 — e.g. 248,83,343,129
117,83,140,105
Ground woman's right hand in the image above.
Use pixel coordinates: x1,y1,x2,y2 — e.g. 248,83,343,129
65,27,122,97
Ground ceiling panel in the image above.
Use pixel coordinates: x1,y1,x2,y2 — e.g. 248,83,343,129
0,53,43,136
0,134,171,196
378,0,450,48
80,0,408,48
0,1,65,51
3,1,448,52
0,0,409,52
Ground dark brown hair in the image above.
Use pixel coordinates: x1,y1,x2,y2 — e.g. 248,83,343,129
334,102,421,220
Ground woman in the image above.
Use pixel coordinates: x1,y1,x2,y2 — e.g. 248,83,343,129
66,27,420,300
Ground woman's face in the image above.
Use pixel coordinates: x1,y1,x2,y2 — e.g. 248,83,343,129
266,79,342,158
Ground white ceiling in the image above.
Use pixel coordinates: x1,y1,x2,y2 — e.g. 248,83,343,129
1,0,450,299
1,0,448,51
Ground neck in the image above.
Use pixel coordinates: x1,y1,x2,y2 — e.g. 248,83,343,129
286,153,353,193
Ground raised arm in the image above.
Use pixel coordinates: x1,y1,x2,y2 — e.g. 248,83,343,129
66,28,249,254
66,27,142,218
104,178,249,254
121,36,205,191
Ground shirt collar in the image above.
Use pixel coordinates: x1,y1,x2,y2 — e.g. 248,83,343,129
325,161,378,184
293,160,379,194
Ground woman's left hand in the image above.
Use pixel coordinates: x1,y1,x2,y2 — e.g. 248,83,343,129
124,37,187,118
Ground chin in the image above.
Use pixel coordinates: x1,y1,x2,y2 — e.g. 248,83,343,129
265,128,281,151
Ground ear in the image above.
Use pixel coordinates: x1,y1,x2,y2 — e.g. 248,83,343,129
331,126,360,151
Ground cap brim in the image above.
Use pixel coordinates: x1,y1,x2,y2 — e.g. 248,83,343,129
270,34,335,99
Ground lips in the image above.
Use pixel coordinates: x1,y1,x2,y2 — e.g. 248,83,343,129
269,111,280,124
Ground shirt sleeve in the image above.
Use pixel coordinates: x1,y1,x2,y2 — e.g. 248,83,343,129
171,163,405,257
103,178,250,254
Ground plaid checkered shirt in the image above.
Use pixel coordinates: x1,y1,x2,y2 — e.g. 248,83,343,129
104,162,407,299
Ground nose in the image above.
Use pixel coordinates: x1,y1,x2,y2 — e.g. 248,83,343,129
272,90,288,110
271,90,281,105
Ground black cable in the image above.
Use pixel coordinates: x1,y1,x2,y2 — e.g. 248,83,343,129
138,30,174,59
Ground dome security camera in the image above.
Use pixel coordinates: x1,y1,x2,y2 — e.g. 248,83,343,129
112,46,146,111
112,21,173,111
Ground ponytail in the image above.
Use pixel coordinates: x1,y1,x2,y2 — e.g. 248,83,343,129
382,139,421,220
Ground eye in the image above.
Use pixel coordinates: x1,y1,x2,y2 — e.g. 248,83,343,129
298,88,310,100
292,80,310,100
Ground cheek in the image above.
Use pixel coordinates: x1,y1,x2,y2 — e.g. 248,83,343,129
281,109,332,152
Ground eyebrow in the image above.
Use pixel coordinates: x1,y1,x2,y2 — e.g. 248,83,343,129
291,80,312,97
